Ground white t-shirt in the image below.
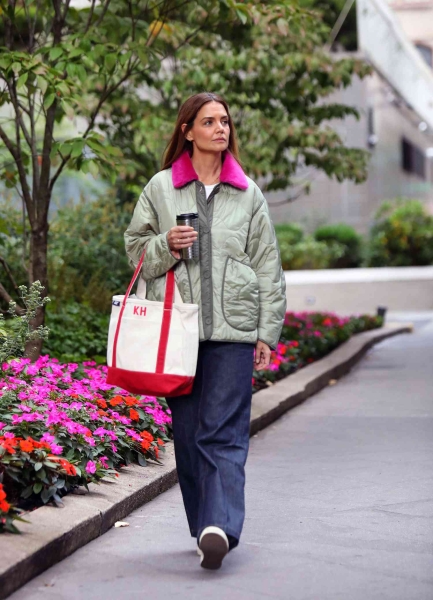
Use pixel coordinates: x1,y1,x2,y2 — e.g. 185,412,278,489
205,184,217,199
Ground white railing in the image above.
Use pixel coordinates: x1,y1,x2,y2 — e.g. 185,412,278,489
357,0,433,129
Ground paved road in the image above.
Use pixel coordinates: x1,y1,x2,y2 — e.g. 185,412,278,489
10,319,433,600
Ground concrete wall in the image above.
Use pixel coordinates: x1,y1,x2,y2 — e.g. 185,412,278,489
266,70,433,234
284,266,433,313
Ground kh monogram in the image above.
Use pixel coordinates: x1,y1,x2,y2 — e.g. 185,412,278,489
133,306,147,316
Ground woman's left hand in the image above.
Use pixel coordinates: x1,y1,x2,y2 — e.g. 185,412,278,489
254,340,271,370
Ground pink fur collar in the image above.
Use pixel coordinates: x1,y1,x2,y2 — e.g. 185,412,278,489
171,150,249,190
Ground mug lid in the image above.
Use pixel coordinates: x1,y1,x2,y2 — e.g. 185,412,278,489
176,212,199,219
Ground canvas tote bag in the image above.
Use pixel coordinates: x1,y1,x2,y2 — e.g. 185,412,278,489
106,250,199,397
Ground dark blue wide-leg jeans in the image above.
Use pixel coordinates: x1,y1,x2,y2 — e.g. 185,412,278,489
166,341,255,550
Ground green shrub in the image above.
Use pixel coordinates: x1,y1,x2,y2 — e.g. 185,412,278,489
368,199,433,267
48,193,132,311
279,236,345,270
43,302,109,364
274,222,305,246
0,202,28,311
314,223,364,268
0,282,50,363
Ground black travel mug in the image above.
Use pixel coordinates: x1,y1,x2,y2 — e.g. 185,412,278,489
176,213,199,260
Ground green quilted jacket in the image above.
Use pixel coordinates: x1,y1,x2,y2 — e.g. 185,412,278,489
124,150,286,350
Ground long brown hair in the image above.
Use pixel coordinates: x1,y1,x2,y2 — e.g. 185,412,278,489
161,92,241,170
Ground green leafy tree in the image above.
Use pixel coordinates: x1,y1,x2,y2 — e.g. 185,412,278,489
101,1,371,198
0,0,253,357
1,0,370,358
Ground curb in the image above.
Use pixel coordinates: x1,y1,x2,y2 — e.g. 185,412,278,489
0,323,411,599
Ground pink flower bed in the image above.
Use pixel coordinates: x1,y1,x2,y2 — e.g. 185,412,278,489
0,356,172,532
0,311,382,532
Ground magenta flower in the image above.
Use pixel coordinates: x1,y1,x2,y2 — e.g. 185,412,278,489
50,444,63,455
85,460,96,474
99,456,109,468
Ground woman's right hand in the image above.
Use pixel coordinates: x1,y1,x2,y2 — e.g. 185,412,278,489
167,226,198,260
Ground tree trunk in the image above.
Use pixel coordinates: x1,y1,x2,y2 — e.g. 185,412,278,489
25,222,49,360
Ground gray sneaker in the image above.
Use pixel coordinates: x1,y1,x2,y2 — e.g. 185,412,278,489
198,526,229,569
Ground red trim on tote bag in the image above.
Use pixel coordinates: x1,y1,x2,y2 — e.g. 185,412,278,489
156,269,175,373
106,368,194,397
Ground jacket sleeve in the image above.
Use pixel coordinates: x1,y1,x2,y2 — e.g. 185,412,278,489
124,185,179,280
246,187,287,350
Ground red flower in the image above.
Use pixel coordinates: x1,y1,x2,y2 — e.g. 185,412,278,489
129,409,140,421
125,397,138,406
153,446,159,459
96,399,107,409
141,440,151,451
140,431,154,442
31,438,49,450
49,456,77,476
109,396,123,407
19,439,34,453
0,500,10,513
157,438,164,446
1,438,17,454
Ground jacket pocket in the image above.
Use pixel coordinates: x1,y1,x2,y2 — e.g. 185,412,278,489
222,256,259,332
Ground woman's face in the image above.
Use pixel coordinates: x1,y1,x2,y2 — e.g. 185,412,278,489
183,101,230,153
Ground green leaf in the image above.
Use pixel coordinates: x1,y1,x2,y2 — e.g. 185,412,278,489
71,140,84,158
66,63,76,79
21,485,34,499
80,159,90,174
33,481,43,494
36,76,48,94
44,93,56,109
16,72,28,89
49,47,63,61
76,65,87,83
0,57,11,70
104,53,117,72
61,100,75,119
53,493,64,506
34,462,43,471
137,453,147,467
50,141,60,159
235,8,248,24
88,160,99,177
43,460,59,468
41,486,56,503
69,48,83,59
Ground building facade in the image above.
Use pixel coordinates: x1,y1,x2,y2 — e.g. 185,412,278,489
267,0,433,233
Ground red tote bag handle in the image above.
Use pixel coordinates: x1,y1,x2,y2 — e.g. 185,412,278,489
112,249,176,372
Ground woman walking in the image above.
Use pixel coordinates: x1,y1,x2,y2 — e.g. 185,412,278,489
125,92,286,569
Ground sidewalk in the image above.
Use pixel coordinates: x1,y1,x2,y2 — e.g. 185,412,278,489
8,318,433,600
